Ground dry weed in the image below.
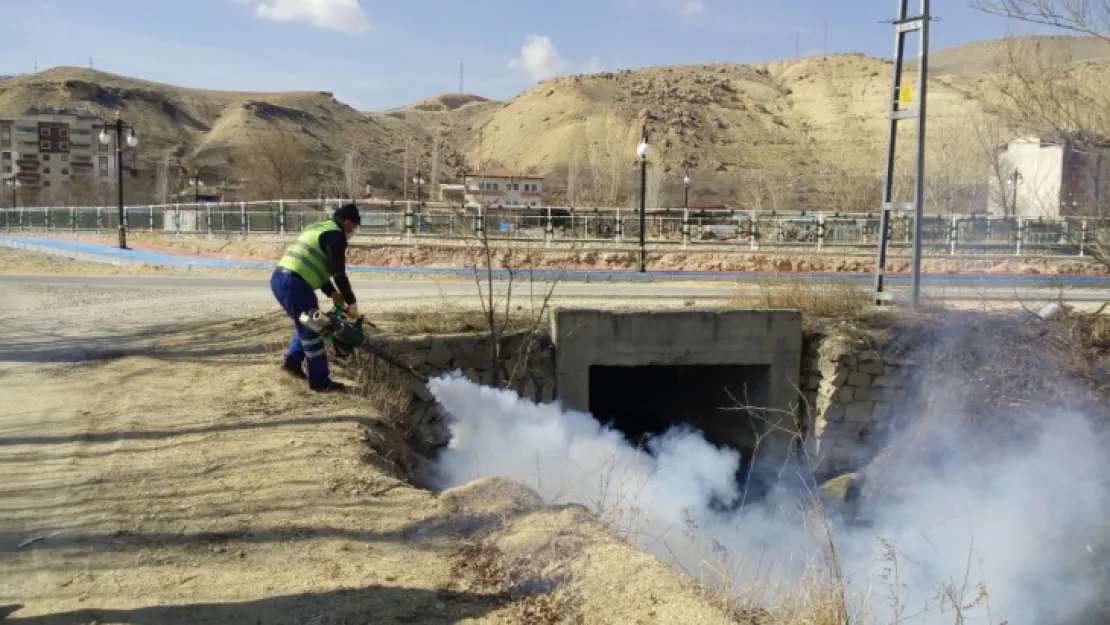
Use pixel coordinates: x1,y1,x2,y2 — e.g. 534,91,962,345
731,279,872,318
380,307,536,335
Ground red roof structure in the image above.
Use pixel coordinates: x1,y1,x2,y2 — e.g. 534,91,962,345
464,167,544,180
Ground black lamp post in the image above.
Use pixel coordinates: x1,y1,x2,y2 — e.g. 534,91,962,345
184,170,202,204
636,126,650,273
1007,169,1023,218
4,178,19,208
412,173,425,204
683,171,690,209
98,114,138,249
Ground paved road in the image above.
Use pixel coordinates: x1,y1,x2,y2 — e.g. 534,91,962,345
3,273,1109,303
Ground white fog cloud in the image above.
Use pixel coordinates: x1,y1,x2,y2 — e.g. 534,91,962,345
508,34,568,81
241,0,370,34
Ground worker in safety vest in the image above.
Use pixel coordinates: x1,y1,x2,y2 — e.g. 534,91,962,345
270,203,361,392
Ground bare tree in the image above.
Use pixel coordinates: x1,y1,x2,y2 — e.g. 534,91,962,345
565,160,583,207
969,111,1017,216
429,134,440,201
924,122,973,214
342,150,367,200
645,159,664,209
739,169,796,212
236,131,312,201
969,0,1110,39
153,156,171,205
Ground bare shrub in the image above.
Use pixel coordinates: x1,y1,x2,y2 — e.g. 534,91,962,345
730,279,872,318
236,131,312,200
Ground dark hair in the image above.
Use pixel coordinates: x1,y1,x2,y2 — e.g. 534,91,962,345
333,203,361,225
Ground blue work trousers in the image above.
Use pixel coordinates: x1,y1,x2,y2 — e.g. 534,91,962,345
270,267,331,389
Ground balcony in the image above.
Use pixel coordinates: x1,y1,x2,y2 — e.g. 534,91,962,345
70,160,93,169
16,159,39,169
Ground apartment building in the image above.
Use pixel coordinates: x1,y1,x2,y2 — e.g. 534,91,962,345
1,105,120,203
463,167,544,208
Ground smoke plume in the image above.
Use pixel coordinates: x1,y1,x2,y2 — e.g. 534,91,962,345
426,340,1110,623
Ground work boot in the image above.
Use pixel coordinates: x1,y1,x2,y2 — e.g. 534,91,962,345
312,381,348,394
281,358,308,380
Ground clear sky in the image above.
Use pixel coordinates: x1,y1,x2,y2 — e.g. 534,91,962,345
0,0,1058,112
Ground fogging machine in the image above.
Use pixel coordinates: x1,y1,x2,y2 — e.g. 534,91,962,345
297,305,429,384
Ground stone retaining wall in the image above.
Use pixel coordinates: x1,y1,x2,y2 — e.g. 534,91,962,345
800,329,922,476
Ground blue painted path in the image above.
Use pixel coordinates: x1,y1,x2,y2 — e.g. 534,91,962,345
4,234,1110,286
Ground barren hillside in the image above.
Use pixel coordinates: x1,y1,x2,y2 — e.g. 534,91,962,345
1,35,1106,204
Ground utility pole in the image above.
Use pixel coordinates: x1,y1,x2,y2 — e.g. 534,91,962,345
874,0,932,308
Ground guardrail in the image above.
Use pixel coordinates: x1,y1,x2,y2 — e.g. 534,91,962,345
0,200,1104,258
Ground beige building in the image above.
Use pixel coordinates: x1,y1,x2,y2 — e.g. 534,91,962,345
463,167,544,208
989,131,1110,218
1,105,122,204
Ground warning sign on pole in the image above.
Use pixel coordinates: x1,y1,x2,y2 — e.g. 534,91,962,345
899,85,914,105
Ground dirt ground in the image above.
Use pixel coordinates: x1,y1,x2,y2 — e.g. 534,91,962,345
0,250,741,624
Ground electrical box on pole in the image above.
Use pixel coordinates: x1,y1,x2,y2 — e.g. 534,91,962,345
874,0,931,307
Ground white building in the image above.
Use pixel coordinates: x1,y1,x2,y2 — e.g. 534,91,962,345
989,132,1110,218
463,167,544,208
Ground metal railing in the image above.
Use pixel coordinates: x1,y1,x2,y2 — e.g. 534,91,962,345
0,199,1105,257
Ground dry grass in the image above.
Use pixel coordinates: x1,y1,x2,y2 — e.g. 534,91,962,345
379,307,539,335
729,279,872,319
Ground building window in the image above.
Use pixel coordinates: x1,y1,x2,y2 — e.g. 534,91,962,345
43,154,50,161
59,128,69,138
44,181,51,187
61,155,68,162
61,168,69,175
0,126,9,148
43,167,50,174
40,128,50,137
40,140,50,150
59,141,69,150
99,156,109,172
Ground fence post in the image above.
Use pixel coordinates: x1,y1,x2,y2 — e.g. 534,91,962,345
615,208,623,242
1080,219,1088,257
474,206,485,240
816,213,826,252
205,203,213,238
1015,217,1024,256
96,206,102,234
45,207,51,232
544,206,554,247
404,201,414,241
278,200,286,238
749,210,758,251
949,214,957,256
71,206,76,234
681,207,690,250
240,201,247,236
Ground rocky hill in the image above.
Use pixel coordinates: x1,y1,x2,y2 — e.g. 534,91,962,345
1,35,1107,205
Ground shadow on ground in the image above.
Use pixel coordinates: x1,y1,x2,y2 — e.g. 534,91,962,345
0,584,507,624
0,314,289,365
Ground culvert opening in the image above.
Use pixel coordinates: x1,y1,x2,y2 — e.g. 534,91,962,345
588,363,774,502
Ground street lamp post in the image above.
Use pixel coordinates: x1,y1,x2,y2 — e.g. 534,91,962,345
1007,169,1023,218
181,166,203,204
98,115,139,249
412,174,425,204
683,172,690,210
637,127,650,273
4,178,20,208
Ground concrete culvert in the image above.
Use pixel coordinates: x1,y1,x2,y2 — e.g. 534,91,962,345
587,362,775,502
